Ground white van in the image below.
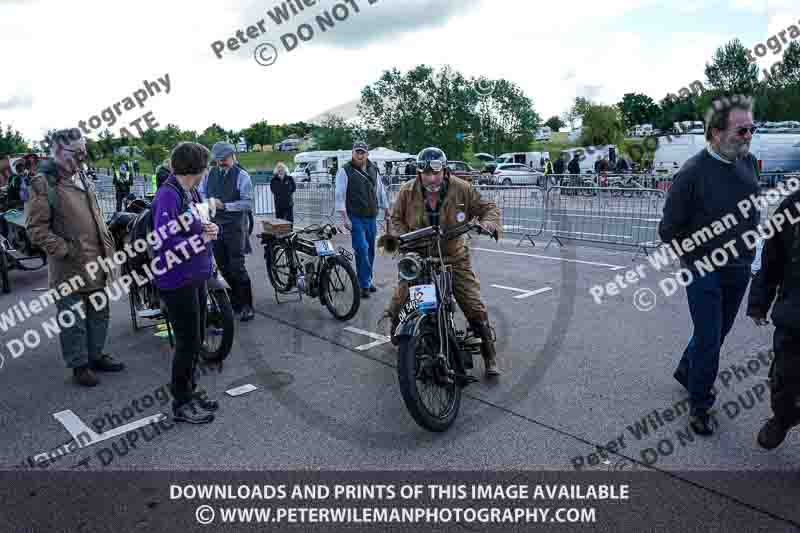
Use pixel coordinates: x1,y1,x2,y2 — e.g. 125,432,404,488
654,133,800,173
534,127,552,141
495,152,550,169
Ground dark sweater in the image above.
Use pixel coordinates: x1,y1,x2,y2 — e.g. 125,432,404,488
658,148,760,269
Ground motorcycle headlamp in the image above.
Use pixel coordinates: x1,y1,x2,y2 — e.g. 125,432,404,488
398,253,423,282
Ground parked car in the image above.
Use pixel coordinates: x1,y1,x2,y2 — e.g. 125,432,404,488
490,163,545,186
446,161,480,183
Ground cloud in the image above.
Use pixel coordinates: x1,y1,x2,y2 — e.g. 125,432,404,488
577,84,605,100
0,93,33,110
237,0,483,51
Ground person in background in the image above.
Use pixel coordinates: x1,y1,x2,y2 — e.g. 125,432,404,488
543,158,554,176
132,160,140,177
568,154,581,175
152,142,220,424
113,163,132,212
747,186,800,449
27,129,120,387
270,162,296,223
659,95,760,436
616,157,630,173
200,142,255,322
335,142,390,299
553,154,566,175
110,162,117,180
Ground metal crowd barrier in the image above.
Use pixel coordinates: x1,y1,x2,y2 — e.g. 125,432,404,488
543,186,665,252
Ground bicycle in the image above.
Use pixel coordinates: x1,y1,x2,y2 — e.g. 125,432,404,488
261,223,360,321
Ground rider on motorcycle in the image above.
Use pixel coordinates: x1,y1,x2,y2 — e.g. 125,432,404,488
381,147,503,377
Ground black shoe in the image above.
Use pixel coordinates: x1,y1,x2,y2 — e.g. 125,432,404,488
689,411,716,436
240,306,254,322
73,366,99,387
758,417,791,450
173,401,215,424
193,391,219,412
360,289,370,299
369,285,377,293
89,354,125,372
673,368,688,390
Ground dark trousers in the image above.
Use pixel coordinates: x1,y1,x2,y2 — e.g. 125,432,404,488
276,206,294,223
770,328,800,425
675,266,751,413
213,222,253,311
161,282,207,409
115,192,128,212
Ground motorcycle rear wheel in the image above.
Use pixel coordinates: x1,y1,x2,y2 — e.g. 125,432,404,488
398,331,461,432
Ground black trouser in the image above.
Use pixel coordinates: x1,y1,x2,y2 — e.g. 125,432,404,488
161,282,207,409
213,222,253,311
276,205,294,223
770,327,800,425
115,191,129,212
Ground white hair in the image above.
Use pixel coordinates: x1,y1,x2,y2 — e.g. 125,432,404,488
275,162,288,175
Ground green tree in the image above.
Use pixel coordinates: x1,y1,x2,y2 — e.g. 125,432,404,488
243,120,273,149
705,38,760,94
580,103,624,147
0,123,29,155
198,124,227,148
562,97,592,131
617,93,660,128
97,129,117,159
143,144,168,171
314,114,354,150
544,116,565,131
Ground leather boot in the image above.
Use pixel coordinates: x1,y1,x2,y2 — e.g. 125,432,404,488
470,321,500,377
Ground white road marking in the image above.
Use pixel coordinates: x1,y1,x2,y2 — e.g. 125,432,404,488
491,284,553,299
44,409,168,461
473,247,627,271
344,326,391,351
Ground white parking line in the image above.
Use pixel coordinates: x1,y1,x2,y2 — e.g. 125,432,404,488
473,247,627,271
344,326,391,351
491,284,553,299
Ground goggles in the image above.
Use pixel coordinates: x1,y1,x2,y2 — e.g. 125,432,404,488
417,160,445,173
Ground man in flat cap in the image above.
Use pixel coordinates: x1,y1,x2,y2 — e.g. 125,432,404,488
335,142,390,299
200,142,255,321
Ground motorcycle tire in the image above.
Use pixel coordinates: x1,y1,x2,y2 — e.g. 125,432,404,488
0,251,10,294
320,256,360,321
397,332,461,432
201,289,235,362
266,241,295,294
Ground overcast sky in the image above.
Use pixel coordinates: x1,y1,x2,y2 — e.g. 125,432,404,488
0,0,794,144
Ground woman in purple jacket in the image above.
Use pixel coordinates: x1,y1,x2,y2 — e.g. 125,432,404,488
152,142,220,425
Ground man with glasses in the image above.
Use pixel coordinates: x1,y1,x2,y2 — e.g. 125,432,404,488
335,142,390,299
380,147,503,378
28,129,121,387
659,96,761,436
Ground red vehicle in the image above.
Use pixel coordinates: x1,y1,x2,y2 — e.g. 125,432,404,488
446,161,480,183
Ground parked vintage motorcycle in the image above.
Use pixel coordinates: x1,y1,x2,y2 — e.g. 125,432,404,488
106,195,235,362
388,221,497,432
0,189,46,294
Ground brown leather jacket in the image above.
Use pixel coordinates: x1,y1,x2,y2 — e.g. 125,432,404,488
390,176,501,260
27,169,114,292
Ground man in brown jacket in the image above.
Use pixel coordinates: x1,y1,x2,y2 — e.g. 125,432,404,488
382,147,503,377
28,128,123,387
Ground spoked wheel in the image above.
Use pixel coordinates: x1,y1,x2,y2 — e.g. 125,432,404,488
320,256,360,321
267,242,295,293
201,289,235,362
397,329,461,432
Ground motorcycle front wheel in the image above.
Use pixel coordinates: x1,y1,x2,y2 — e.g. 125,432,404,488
201,288,235,362
397,330,461,432
320,256,360,321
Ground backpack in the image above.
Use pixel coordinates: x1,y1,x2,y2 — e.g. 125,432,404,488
128,181,189,260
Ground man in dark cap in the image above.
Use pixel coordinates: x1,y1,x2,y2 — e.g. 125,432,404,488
200,142,255,321
334,142,390,299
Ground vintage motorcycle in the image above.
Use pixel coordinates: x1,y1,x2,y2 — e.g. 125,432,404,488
389,221,497,432
106,195,235,362
0,189,46,294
